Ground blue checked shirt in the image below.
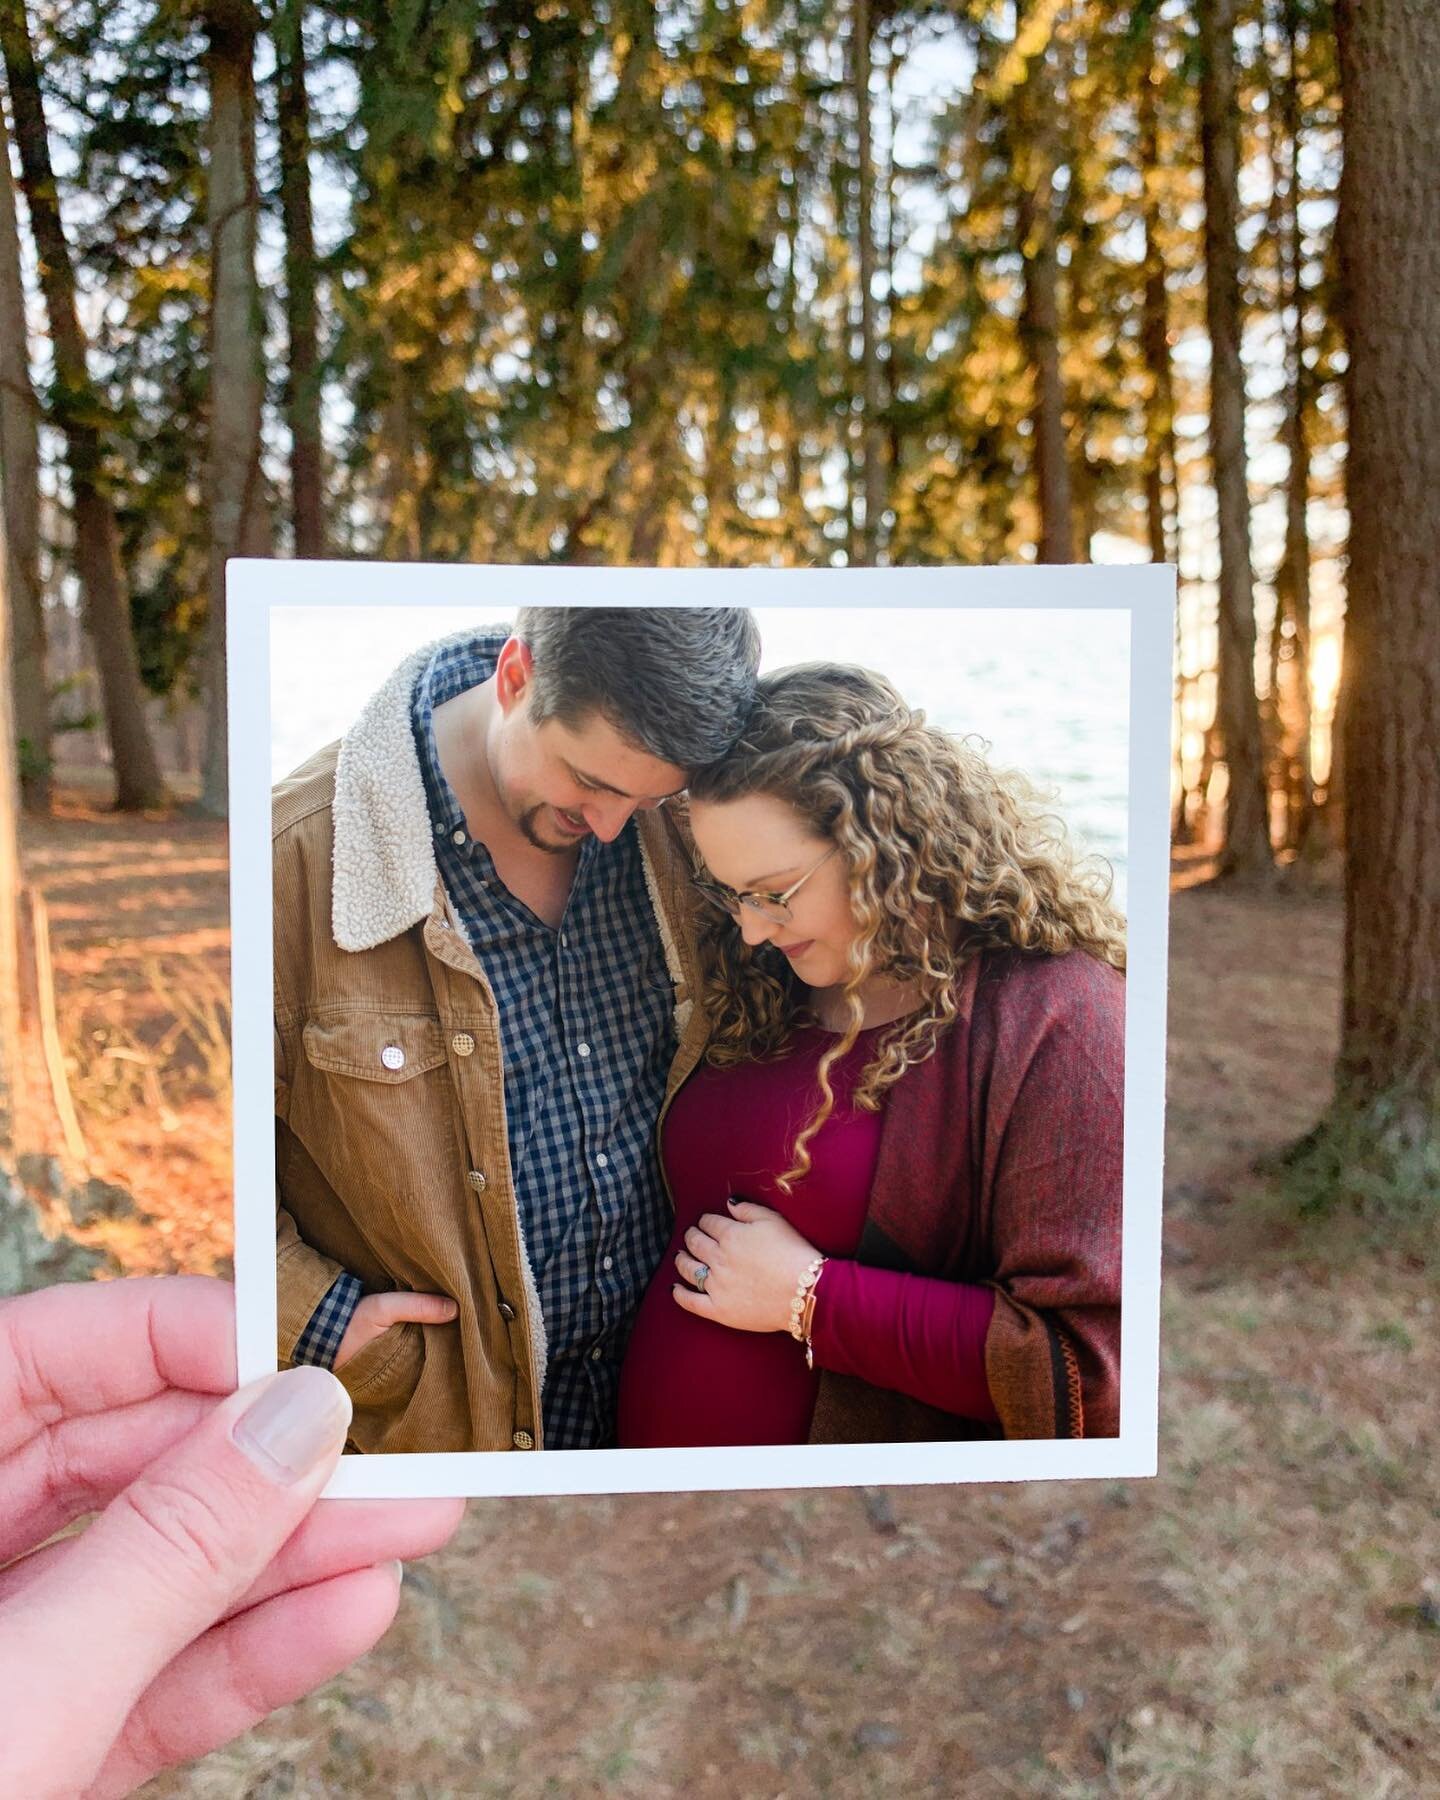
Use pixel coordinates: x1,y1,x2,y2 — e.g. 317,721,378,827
293,633,676,1450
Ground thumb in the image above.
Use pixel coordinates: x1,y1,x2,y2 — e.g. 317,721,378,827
5,1365,350,1767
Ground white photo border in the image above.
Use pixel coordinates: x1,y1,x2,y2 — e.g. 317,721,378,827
229,560,1172,1500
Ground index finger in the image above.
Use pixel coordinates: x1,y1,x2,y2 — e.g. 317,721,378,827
0,1276,236,1459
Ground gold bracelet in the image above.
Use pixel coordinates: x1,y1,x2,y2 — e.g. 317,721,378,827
788,1256,827,1369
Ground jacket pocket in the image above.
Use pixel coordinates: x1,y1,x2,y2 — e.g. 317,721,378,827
301,1014,447,1083
287,1011,455,1231
338,1319,427,1452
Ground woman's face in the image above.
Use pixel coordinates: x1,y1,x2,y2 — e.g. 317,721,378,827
688,793,862,992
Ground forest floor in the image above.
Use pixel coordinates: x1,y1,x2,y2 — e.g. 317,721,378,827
16,781,1440,1799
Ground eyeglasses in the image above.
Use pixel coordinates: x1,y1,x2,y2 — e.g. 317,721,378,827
691,845,838,925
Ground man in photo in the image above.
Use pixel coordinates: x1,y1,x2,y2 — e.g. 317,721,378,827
274,607,761,1453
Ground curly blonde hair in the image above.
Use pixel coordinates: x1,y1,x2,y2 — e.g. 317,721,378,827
687,662,1127,1190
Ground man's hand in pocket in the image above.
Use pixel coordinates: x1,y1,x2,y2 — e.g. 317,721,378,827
334,1291,458,1371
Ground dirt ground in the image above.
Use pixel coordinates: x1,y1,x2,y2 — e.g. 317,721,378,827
16,794,1440,1798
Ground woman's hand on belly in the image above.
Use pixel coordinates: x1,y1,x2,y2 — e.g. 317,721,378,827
672,1198,820,1334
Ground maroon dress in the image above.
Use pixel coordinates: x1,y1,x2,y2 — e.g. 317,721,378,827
617,1024,998,1448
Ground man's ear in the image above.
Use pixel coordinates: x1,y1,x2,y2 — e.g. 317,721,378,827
494,636,536,715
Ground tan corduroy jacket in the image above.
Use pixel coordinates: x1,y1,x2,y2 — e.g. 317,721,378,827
273,633,710,1454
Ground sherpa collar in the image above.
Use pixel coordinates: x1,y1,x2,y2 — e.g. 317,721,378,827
331,627,496,953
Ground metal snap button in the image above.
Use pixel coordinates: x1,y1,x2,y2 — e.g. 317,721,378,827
452,1032,475,1056
498,1300,516,1320
380,1044,406,1071
467,1169,487,1192
512,1429,535,1450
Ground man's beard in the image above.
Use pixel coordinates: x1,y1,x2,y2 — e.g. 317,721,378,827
516,803,588,854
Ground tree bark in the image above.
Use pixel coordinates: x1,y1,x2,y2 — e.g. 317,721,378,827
703,373,737,562
1014,20,1075,565
780,171,807,547
275,0,325,557
0,85,46,809
1139,54,1179,569
0,0,166,810
1271,0,1317,854
1332,0,1440,1116
1199,0,1271,875
0,465,22,1132
853,0,885,565
201,0,273,818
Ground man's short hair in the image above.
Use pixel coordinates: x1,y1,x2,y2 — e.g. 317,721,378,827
512,606,761,772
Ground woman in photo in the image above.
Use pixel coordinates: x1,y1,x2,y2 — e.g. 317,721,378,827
617,663,1126,1449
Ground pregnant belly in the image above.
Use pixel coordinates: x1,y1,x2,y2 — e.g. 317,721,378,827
617,1249,818,1449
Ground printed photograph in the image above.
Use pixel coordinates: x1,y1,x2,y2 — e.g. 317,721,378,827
240,570,1167,1494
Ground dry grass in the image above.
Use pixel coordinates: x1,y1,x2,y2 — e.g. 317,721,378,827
17,799,1439,1798
66,956,231,1128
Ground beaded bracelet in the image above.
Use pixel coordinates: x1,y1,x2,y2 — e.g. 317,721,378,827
788,1255,827,1370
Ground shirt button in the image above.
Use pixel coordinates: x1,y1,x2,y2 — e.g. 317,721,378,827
601,1255,613,1271
467,1169,487,1192
451,1032,475,1056
380,1045,406,1071
512,1429,535,1450
433,821,445,836
451,828,467,846
595,1152,609,1169
589,1346,603,1361
577,1042,591,1058
498,1300,516,1320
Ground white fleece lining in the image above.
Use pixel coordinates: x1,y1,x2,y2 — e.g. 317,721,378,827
638,828,693,1041
514,1226,549,1416
331,629,481,952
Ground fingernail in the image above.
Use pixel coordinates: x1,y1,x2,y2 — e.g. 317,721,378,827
233,1366,352,1484
726,1196,739,1207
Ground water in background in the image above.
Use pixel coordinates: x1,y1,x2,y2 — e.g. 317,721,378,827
271,605,1130,907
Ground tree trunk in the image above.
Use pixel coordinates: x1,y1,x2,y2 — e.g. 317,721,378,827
853,0,885,565
1271,0,1317,854
275,0,325,558
0,474,22,1133
201,0,273,819
703,374,737,562
1331,0,1440,1120
0,87,47,809
1199,0,1270,876
780,174,807,548
378,346,421,558
1014,24,1075,565
1139,54,1179,568
882,29,905,503
0,0,166,810
1140,50,1185,846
